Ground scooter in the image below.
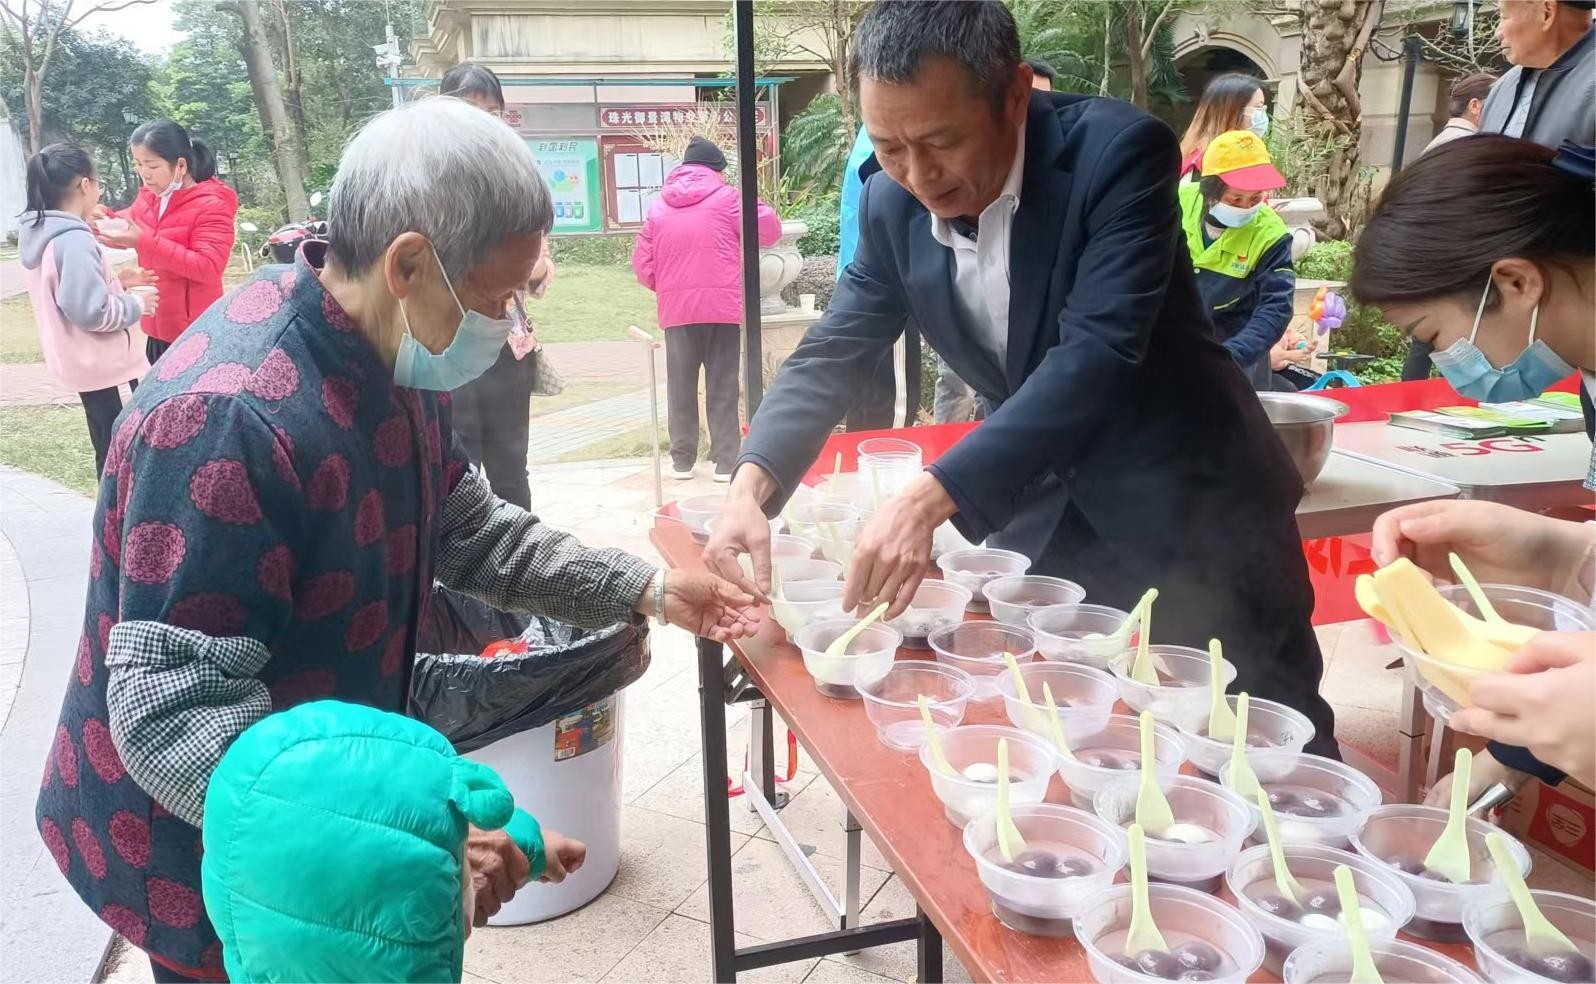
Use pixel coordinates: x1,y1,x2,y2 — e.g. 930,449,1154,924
259,193,328,264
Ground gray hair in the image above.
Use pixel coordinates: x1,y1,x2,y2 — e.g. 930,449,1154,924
848,0,1021,113
327,97,552,281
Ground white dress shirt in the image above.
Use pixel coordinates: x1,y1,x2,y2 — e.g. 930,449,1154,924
929,124,1026,368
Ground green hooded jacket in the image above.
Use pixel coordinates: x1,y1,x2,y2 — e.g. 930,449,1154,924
202,701,545,983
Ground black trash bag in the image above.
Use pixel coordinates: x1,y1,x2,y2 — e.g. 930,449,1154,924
411,586,651,753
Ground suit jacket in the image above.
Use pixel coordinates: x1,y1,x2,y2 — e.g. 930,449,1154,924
740,90,1303,549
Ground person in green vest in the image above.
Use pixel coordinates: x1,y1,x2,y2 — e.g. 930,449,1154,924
201,701,587,983
1178,129,1296,390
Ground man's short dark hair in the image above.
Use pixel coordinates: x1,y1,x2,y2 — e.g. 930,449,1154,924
1447,72,1495,117
1024,58,1057,84
849,0,1022,113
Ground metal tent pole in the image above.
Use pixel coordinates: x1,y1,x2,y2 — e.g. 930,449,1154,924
1391,35,1423,176
734,0,764,417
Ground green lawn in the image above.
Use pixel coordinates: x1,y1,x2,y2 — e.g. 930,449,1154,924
0,407,97,495
534,264,658,344
3,264,653,361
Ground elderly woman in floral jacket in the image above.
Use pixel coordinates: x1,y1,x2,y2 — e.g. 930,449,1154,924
36,97,758,983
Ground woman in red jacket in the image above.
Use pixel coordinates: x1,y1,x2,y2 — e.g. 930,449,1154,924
97,119,237,363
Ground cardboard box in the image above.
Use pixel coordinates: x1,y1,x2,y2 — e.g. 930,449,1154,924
1500,778,1596,880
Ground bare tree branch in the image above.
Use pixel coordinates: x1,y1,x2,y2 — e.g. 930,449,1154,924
1139,0,1182,59
63,0,156,30
1331,0,1383,122
1295,79,1352,136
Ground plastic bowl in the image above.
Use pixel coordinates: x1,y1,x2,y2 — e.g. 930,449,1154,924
769,533,816,562
936,548,1032,612
1093,776,1255,891
962,804,1127,937
1111,645,1237,726
773,557,842,585
1075,882,1266,984
1350,803,1531,941
1464,889,1596,984
785,502,861,565
983,574,1088,628
771,579,847,639
675,493,726,538
705,515,782,542
1395,583,1595,725
927,621,1038,701
857,660,976,751
929,520,975,563
996,661,1119,741
917,724,1055,826
809,472,872,514
1175,695,1315,777
857,438,924,502
886,579,972,650
1056,712,1185,810
1226,842,1417,975
1224,750,1382,850
1028,604,1136,670
1282,937,1483,983
792,617,901,700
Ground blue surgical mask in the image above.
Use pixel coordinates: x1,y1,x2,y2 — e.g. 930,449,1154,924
1431,275,1573,404
1208,201,1261,228
1248,107,1270,139
393,247,512,391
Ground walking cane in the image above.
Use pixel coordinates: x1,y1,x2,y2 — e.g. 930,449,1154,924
627,325,664,508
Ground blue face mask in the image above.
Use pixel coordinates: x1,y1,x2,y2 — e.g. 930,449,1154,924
393,247,512,391
1431,275,1574,404
1208,201,1261,228
1248,107,1270,139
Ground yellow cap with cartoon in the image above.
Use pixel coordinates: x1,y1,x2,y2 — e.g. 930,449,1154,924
1201,130,1286,191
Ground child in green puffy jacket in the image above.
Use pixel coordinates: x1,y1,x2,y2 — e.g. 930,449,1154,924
201,701,584,983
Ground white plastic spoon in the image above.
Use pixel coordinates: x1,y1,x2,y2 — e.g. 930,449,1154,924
1206,638,1237,741
918,695,955,776
1255,787,1306,904
1128,588,1161,685
1449,552,1505,624
1041,682,1077,764
1422,747,1473,884
1335,865,1384,984
824,602,887,659
1134,711,1174,836
995,738,1027,863
1224,693,1260,798
1123,824,1169,957
1486,830,1575,956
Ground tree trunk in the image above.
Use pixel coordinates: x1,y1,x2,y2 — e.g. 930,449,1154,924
224,0,309,221
830,0,855,134
273,0,312,171
1123,0,1148,109
1297,0,1380,240
24,70,44,154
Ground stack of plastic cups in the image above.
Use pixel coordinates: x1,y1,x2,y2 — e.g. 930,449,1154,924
856,438,923,511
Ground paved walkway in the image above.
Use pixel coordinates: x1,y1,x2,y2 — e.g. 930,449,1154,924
527,386,661,463
0,466,109,984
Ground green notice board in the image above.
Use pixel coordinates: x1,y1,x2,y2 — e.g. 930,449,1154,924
530,137,602,234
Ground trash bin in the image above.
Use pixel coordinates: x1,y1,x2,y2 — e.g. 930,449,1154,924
412,587,650,924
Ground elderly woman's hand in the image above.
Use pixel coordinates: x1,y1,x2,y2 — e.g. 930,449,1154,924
662,570,763,642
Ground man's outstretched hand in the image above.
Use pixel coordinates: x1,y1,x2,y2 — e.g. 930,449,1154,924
661,570,763,642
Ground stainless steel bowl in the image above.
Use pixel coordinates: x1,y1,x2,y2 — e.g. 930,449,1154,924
1257,392,1348,487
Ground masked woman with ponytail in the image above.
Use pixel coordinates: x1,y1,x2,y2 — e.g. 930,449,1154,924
97,119,237,364
1355,135,1596,806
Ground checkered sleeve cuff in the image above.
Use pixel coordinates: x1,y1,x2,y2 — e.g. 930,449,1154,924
105,621,273,827
436,467,657,628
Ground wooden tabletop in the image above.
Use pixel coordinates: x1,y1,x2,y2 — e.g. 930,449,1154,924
652,518,1481,982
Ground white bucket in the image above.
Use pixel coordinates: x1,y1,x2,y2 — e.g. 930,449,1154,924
465,693,625,925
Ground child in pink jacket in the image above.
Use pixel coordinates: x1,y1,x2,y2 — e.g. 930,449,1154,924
20,143,152,476
632,136,781,482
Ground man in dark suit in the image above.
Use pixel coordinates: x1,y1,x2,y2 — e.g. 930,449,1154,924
705,0,1336,754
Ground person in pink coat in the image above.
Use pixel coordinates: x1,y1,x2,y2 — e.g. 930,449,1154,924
19,143,152,476
632,137,781,482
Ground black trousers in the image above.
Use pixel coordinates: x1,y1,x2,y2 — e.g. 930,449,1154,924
1401,338,1434,382
452,342,535,511
81,381,136,477
664,323,741,473
146,337,171,365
